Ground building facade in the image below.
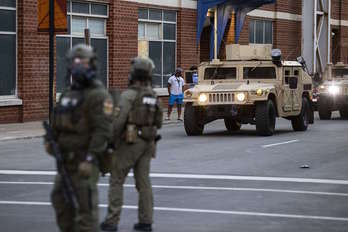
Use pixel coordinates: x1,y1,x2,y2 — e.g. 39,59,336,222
0,0,347,123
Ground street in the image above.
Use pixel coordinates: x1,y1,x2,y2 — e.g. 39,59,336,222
0,113,348,232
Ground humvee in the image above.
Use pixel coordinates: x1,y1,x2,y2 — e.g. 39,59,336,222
183,44,314,136
317,63,348,119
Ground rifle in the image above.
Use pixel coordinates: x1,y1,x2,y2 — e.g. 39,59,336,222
155,134,162,143
43,121,79,210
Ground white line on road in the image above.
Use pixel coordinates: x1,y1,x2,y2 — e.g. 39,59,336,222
262,140,299,148
0,200,348,222
0,137,15,141
2,170,348,185
1,181,348,197
0,170,56,175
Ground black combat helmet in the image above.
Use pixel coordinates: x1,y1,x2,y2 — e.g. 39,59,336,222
67,44,98,89
68,44,97,69
130,57,155,83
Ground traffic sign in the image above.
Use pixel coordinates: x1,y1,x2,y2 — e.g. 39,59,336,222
38,0,67,32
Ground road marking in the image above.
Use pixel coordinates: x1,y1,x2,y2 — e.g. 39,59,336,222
0,170,56,175
0,136,15,141
2,170,348,185
262,140,299,148
0,181,53,185
135,185,348,197
1,181,348,197
0,200,348,222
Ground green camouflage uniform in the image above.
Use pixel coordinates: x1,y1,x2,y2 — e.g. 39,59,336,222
51,80,113,232
103,85,162,225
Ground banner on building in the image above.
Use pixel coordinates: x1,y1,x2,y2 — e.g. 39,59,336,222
197,0,276,60
38,0,68,32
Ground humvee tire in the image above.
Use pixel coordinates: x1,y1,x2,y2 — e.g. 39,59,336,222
184,103,204,136
340,107,348,119
224,118,241,132
318,97,332,120
256,100,276,136
291,97,310,131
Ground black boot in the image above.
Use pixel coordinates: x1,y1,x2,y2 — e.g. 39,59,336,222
100,221,118,231
134,223,152,231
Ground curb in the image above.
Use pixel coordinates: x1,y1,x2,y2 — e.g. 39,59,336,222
0,135,44,142
0,121,183,142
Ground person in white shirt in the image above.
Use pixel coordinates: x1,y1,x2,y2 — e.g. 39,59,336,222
167,68,185,121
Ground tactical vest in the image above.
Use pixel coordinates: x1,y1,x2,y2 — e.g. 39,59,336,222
127,87,161,142
55,88,113,174
53,90,89,168
55,90,89,141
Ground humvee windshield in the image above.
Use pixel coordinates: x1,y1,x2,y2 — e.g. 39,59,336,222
333,68,348,78
243,67,276,79
204,67,237,80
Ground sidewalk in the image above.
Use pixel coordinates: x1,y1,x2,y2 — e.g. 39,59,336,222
0,121,44,141
0,108,183,142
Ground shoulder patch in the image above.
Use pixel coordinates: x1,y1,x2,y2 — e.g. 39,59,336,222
103,98,114,116
143,96,157,105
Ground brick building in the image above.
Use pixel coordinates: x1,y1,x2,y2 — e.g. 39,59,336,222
0,0,347,123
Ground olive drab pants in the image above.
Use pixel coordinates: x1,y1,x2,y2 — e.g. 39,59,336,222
51,165,100,232
104,138,155,225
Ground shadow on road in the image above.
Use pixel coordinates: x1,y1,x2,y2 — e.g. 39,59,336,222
200,129,294,137
326,117,348,121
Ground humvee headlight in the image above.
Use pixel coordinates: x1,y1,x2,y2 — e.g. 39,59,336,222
198,93,208,103
328,85,340,95
236,92,246,102
256,89,263,96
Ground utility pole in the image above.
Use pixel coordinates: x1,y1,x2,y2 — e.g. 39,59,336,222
84,28,91,46
213,7,218,61
48,0,55,124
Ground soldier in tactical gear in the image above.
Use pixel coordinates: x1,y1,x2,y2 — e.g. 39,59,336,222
100,57,163,232
45,44,113,232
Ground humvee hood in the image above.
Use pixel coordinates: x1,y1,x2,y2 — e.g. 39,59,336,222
192,82,275,92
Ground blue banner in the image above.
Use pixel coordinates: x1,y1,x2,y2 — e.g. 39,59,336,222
197,0,276,60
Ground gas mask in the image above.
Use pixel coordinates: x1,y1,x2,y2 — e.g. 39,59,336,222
69,59,96,90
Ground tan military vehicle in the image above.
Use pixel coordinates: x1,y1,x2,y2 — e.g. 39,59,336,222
317,63,348,119
183,44,314,136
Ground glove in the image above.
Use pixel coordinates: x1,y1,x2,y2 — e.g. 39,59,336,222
78,155,94,178
44,142,53,155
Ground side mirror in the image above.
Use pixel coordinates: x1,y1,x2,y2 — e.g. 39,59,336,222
297,56,309,73
289,76,298,89
313,73,322,83
296,56,305,65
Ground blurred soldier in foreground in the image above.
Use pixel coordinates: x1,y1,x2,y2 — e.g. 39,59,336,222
44,44,113,232
101,57,163,232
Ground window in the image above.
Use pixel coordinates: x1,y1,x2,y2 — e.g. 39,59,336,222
284,69,291,84
0,1,16,96
333,69,348,78
204,68,237,80
243,67,276,79
56,1,108,92
138,8,176,88
249,20,272,44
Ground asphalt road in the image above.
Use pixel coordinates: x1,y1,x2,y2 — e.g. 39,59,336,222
0,112,348,232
